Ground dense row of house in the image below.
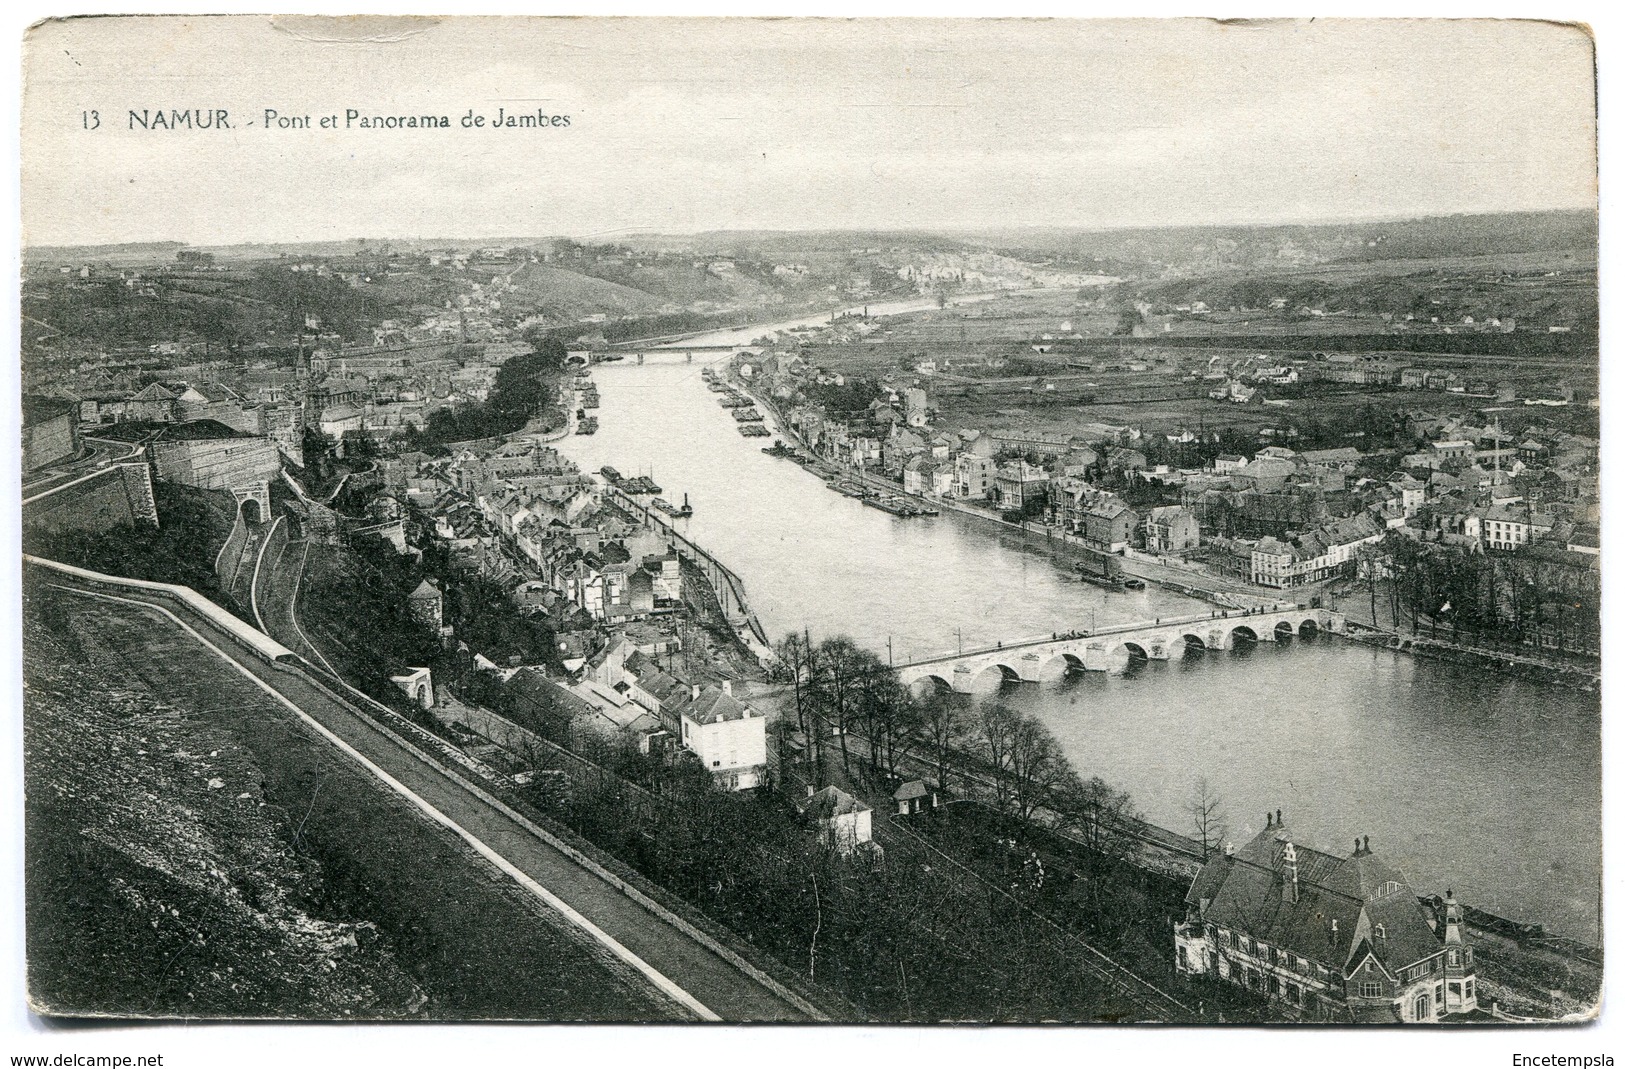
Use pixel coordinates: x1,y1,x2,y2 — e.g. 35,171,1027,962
36,334,541,465
745,349,1598,597
1203,349,1580,408
386,433,770,793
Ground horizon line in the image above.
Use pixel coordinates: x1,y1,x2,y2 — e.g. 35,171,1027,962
21,205,1599,253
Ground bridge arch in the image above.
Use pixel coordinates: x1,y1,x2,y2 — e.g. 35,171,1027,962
967,662,1021,692
1104,641,1150,673
1180,633,1207,656
1298,618,1321,640
1274,620,1296,643
1039,651,1087,682
907,672,953,697
1229,625,1259,648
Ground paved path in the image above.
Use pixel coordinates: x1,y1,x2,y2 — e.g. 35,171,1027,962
41,565,816,1022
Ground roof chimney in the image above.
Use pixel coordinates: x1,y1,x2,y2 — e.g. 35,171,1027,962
721,680,732,696
691,684,700,701
1266,812,1273,829
1276,808,1283,826
1363,835,1370,855
1353,837,1362,857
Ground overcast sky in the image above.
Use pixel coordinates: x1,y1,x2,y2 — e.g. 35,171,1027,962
20,16,1598,247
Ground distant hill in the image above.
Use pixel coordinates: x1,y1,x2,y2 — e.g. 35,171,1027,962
502,262,665,319
619,229,983,260
24,241,185,265
954,210,1598,276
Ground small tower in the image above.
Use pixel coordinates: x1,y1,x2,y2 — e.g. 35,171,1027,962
1281,840,1299,904
1440,889,1478,1014
408,577,444,633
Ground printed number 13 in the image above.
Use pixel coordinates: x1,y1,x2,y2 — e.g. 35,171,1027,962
82,110,100,130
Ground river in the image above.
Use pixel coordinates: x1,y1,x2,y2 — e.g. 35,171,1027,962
554,321,1601,944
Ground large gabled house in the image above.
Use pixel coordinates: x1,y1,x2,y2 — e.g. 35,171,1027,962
1174,812,1478,1022
673,681,767,791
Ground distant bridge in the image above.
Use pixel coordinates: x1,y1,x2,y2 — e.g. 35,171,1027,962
580,345,757,365
897,606,1344,693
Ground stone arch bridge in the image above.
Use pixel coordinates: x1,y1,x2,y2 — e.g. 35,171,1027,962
897,606,1344,693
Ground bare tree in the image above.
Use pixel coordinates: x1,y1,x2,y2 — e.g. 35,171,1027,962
919,692,966,795
1186,776,1227,861
1005,714,1081,828
973,703,1081,831
1053,775,1143,933
817,636,870,774
773,630,830,784
772,631,813,741
855,667,916,784
975,702,1022,815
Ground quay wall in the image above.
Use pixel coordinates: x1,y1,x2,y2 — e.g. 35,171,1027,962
603,485,773,660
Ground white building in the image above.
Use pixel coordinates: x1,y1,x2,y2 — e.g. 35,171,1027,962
801,785,873,856
678,682,767,791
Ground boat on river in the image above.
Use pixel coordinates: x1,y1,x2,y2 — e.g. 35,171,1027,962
653,494,694,518
1076,548,1125,589
863,494,937,517
620,475,663,495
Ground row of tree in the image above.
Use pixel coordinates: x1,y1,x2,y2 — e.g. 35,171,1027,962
1358,531,1600,653
771,632,1145,857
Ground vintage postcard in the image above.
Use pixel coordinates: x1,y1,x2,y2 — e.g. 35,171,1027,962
15,13,1603,1040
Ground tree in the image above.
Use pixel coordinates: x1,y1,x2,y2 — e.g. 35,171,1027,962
1356,542,1385,629
816,636,872,774
971,704,1083,831
1186,777,1227,861
1052,775,1143,934
772,631,814,742
919,692,966,795
854,669,917,784
975,703,1022,816
1004,715,1081,828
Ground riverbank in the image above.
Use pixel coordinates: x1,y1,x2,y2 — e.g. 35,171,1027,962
601,484,775,666
736,370,1283,614
1343,622,1600,691
558,346,1600,947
